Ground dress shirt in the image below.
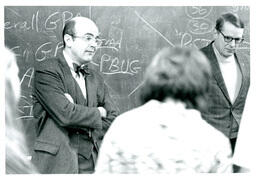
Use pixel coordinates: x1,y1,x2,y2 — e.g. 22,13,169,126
63,51,87,99
213,44,242,103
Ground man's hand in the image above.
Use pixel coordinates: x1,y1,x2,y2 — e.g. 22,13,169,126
64,93,74,103
98,107,107,118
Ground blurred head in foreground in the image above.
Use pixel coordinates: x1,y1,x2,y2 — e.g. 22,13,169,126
5,47,37,174
140,46,211,111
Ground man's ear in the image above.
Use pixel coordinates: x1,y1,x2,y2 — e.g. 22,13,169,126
64,34,73,48
213,29,218,40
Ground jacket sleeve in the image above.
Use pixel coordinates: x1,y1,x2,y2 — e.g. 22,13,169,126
102,82,119,130
34,62,102,130
96,79,119,139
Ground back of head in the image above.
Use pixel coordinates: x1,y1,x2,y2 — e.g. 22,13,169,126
140,47,211,111
215,12,244,32
5,47,20,134
5,48,20,103
5,47,37,173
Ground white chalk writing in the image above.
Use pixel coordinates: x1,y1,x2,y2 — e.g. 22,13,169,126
100,54,141,75
35,41,63,61
134,10,175,47
20,68,34,88
187,19,214,35
185,6,212,19
5,8,82,32
17,95,33,120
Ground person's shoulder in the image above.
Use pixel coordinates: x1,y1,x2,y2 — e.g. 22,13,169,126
88,67,105,80
114,101,154,125
186,109,226,138
89,67,100,74
106,104,148,139
196,114,229,142
34,55,62,70
200,42,212,52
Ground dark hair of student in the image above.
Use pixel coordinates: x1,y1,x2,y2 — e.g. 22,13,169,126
140,47,211,111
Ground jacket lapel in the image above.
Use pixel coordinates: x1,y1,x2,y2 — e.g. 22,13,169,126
58,51,87,105
207,43,231,102
232,52,247,106
85,71,97,107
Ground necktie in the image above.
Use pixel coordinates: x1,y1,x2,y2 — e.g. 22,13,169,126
73,63,90,77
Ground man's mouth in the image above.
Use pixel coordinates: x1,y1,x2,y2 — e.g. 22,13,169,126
226,48,235,53
85,50,95,54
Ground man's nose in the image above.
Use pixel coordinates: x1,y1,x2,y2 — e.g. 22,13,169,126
90,39,98,47
229,39,236,46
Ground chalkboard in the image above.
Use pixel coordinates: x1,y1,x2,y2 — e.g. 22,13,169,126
4,6,250,152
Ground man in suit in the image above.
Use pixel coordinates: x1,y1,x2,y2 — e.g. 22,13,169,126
201,13,250,154
31,17,119,174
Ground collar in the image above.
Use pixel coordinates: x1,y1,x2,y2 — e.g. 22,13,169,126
63,50,76,73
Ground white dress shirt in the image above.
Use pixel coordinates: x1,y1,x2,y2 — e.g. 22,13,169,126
63,51,87,99
213,44,242,104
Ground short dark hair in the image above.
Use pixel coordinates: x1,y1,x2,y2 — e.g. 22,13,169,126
215,12,244,32
62,19,76,47
140,47,211,111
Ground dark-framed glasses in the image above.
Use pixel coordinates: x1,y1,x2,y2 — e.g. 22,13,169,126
71,34,102,46
218,31,244,44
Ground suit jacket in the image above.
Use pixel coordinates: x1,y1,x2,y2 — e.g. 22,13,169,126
200,42,250,139
31,51,119,174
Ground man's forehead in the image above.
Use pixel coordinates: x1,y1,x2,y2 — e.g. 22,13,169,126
73,18,99,35
222,22,244,35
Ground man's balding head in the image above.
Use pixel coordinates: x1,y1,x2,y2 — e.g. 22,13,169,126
62,17,99,47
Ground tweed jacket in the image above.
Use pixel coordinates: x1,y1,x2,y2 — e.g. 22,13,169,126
31,51,118,173
200,42,250,139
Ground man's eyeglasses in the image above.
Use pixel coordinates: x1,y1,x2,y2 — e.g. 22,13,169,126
218,31,244,44
70,34,102,46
